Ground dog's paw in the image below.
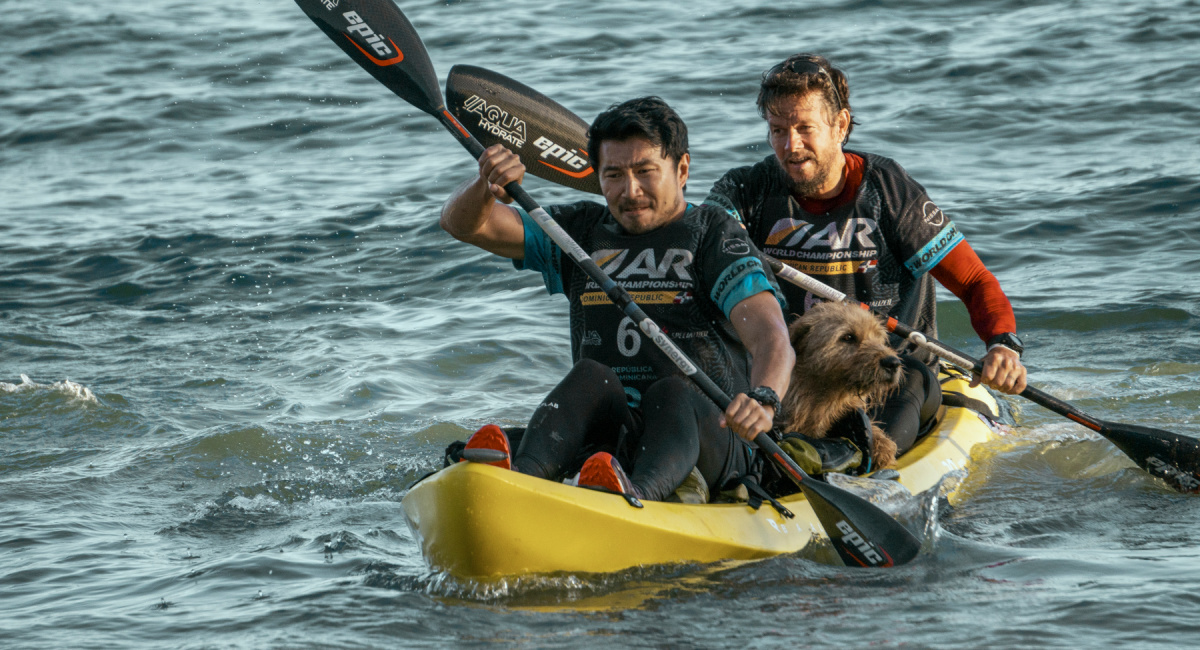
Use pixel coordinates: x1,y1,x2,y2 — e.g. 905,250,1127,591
871,426,898,468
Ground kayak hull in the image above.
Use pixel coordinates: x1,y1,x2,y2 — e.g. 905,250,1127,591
402,372,1000,579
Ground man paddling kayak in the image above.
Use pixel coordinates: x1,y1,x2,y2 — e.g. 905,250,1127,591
440,97,794,501
705,54,1028,457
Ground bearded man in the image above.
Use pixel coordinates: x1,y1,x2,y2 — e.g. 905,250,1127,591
705,54,1027,457
442,97,792,501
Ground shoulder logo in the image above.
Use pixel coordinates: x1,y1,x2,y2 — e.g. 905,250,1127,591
321,0,339,9
721,238,751,256
921,201,945,227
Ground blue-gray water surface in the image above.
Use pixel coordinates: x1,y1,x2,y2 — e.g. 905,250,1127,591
3,0,1199,647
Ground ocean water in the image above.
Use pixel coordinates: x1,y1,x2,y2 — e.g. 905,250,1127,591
2,0,1199,647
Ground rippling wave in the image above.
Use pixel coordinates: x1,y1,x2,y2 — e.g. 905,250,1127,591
2,0,1199,646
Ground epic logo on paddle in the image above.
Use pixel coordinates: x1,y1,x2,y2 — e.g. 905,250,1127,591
836,520,886,565
1146,456,1200,493
534,136,589,172
461,95,527,147
342,11,401,64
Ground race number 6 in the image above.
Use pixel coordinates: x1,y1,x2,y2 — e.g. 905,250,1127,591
617,316,641,357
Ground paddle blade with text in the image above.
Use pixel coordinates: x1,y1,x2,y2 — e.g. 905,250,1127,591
446,64,600,194
294,0,443,115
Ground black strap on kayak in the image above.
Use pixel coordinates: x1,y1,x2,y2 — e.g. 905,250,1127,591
939,364,973,384
937,365,1001,421
942,391,998,420
733,476,795,519
443,440,467,467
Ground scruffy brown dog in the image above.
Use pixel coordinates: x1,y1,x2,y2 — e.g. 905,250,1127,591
780,301,905,468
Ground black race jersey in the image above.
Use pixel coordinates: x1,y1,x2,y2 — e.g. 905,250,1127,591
514,202,783,407
704,152,963,362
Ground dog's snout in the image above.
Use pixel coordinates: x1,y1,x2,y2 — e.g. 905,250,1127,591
881,355,902,370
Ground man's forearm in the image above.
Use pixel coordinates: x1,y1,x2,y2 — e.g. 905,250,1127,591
730,292,794,399
440,176,496,243
749,334,793,399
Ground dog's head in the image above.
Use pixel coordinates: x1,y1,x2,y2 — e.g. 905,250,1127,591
788,302,903,399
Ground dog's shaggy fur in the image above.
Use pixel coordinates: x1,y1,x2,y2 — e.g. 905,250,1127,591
780,302,905,468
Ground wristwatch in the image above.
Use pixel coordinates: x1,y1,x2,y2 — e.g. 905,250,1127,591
746,386,781,412
986,332,1024,358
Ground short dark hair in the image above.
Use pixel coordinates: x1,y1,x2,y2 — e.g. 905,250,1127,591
757,53,857,142
587,96,689,168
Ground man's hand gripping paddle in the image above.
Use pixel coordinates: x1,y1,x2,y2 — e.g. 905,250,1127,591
444,64,1200,496
292,0,922,568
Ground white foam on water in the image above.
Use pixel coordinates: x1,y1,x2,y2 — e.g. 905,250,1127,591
0,374,99,404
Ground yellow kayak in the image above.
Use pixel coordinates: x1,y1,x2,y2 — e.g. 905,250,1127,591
402,371,1001,580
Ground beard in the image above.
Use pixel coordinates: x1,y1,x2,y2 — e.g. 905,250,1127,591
781,153,836,198
614,198,658,234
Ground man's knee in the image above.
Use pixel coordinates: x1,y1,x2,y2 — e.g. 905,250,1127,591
564,358,619,384
642,376,704,413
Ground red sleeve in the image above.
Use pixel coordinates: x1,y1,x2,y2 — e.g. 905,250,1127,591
929,240,1016,342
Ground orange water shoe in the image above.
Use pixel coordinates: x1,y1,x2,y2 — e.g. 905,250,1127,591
461,424,511,470
578,452,638,497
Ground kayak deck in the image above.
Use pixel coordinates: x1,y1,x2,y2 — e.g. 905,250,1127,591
402,372,1000,579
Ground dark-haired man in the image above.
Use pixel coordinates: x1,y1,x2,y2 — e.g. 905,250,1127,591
441,97,793,501
705,54,1027,458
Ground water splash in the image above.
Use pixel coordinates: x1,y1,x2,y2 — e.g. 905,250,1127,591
0,374,98,403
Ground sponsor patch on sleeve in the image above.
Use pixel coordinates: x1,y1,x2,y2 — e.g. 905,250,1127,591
710,256,780,318
903,222,963,277
720,238,751,255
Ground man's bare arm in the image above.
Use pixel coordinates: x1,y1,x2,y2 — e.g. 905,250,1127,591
440,144,527,260
722,291,794,442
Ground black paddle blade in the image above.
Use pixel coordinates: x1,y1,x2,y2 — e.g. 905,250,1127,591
446,65,601,195
1101,422,1200,493
293,0,444,116
758,436,919,567
800,477,921,567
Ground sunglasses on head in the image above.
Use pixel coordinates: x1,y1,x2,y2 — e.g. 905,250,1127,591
768,59,843,111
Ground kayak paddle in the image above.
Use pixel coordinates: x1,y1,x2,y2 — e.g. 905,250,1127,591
443,64,1200,495
763,260,1200,494
292,0,922,567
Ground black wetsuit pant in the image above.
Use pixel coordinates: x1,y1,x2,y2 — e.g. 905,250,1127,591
870,354,942,455
513,359,754,501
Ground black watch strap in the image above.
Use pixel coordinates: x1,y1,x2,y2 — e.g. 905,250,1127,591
746,386,781,411
986,332,1024,357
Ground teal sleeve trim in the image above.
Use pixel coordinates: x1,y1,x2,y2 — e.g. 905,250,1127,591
710,257,781,319
904,222,964,277
510,208,564,295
